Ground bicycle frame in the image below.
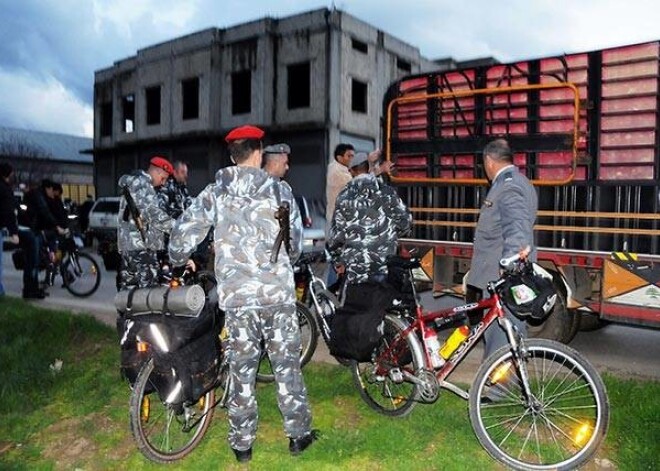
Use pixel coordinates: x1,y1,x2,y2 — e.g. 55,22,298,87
382,275,526,401
296,251,337,340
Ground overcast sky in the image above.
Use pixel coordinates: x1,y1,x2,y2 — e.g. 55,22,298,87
1,0,658,137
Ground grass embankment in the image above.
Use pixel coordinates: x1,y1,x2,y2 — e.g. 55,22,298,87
0,297,659,470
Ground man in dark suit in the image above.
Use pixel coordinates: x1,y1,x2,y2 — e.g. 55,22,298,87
466,139,538,358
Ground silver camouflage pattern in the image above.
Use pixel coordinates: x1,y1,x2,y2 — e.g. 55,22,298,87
119,250,159,289
157,177,192,219
168,166,303,309
328,173,412,284
168,165,310,451
224,304,312,450
117,170,173,253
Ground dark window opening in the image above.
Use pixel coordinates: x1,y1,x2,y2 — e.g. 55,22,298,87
397,58,412,73
122,95,135,133
351,38,368,54
145,85,161,125
181,77,199,120
351,79,368,113
231,70,251,115
287,62,310,109
100,102,112,137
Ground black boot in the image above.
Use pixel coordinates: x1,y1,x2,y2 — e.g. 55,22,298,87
289,429,319,456
23,288,46,299
232,447,252,462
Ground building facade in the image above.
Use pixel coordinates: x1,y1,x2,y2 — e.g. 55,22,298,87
0,126,93,203
93,8,437,203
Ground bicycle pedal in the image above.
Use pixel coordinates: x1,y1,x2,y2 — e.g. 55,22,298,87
388,368,404,383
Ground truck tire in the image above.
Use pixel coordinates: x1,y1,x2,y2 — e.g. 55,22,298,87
527,277,579,344
578,313,610,332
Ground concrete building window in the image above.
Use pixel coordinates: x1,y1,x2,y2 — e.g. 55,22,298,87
351,79,368,113
287,62,310,109
351,38,368,54
122,94,135,133
397,58,412,73
100,102,112,137
231,70,251,115
181,77,199,120
145,85,161,125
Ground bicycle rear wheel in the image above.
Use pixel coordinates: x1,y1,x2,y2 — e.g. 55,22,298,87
62,252,101,297
129,359,216,463
469,339,609,471
256,302,318,383
351,314,423,417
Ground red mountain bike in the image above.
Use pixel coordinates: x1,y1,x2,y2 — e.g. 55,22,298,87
351,252,609,471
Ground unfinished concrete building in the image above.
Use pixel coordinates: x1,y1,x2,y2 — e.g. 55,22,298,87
93,8,436,204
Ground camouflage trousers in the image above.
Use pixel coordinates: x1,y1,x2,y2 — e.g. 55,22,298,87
119,250,159,289
224,303,312,451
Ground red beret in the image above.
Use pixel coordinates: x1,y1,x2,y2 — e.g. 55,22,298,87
225,125,265,143
149,156,174,175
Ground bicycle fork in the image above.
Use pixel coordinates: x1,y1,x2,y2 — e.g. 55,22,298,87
500,317,534,402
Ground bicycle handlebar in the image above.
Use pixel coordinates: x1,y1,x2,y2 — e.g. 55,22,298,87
499,246,531,271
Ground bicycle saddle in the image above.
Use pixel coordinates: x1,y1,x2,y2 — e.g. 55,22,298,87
386,255,421,270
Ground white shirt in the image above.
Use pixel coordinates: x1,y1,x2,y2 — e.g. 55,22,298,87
326,159,352,233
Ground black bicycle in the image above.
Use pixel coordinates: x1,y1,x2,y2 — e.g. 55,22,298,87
41,231,101,297
127,270,230,463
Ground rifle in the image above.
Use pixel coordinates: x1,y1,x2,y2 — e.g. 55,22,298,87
271,201,291,263
121,185,147,243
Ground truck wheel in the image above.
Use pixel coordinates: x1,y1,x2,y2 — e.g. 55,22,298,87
578,313,610,332
527,280,578,344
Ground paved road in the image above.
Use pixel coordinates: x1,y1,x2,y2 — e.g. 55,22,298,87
2,248,658,382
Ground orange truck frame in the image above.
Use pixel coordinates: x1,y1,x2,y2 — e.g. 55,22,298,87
384,40,660,343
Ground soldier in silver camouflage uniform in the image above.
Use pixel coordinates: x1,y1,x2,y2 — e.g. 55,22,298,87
168,125,316,463
117,156,174,289
157,160,192,219
328,152,412,285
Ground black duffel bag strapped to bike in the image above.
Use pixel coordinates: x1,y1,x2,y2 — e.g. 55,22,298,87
328,280,396,362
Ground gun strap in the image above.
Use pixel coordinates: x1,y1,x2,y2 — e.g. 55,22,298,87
125,285,138,315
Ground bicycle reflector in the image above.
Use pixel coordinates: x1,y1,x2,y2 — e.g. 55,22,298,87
499,263,558,320
574,423,592,446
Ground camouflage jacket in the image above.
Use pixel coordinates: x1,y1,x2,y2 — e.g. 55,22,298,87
169,166,303,310
117,170,173,253
157,177,192,219
328,173,412,284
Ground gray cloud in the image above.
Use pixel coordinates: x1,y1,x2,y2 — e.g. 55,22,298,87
0,0,658,137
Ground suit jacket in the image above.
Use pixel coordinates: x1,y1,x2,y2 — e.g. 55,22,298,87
467,166,537,291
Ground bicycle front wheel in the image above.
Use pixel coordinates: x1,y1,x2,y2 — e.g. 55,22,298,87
129,359,215,463
351,314,424,417
256,302,318,383
469,339,609,471
62,252,101,297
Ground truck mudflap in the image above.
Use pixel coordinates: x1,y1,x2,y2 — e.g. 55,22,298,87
600,252,660,328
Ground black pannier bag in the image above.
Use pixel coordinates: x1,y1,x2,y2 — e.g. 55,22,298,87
117,292,223,404
328,281,395,362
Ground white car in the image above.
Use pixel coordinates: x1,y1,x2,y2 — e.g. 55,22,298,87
295,195,325,250
87,196,121,242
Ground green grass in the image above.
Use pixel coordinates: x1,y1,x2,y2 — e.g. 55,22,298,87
0,296,659,470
